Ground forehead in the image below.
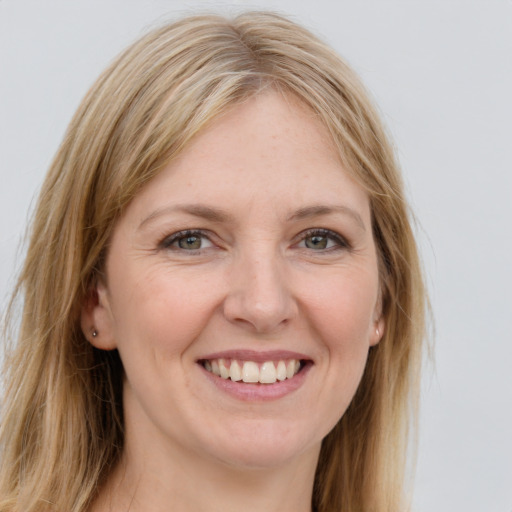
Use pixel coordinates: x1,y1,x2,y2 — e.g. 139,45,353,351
124,90,370,224
179,91,341,176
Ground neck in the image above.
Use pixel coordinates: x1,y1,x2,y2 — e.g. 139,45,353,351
91,429,319,512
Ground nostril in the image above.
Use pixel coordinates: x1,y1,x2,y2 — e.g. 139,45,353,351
223,291,297,333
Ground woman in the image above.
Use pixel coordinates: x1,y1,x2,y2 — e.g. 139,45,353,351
0,11,426,512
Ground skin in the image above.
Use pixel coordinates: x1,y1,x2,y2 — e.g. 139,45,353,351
83,90,384,512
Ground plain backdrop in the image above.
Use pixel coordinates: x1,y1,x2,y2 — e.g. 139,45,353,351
1,1,511,511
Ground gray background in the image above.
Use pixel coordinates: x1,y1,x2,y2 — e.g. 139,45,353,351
1,1,511,510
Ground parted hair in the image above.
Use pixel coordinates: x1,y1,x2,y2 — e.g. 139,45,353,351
0,11,426,512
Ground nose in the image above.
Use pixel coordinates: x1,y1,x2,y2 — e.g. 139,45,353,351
222,249,298,334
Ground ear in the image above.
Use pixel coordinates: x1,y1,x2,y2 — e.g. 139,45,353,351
369,290,385,347
81,278,117,350
369,315,385,347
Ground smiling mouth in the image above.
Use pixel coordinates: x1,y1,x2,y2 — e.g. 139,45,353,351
199,358,305,384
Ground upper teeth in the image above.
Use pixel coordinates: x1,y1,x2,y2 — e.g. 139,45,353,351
203,359,301,384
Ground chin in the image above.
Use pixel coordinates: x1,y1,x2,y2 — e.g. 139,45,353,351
196,418,324,471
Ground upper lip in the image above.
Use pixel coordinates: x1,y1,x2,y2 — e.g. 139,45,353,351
197,349,312,363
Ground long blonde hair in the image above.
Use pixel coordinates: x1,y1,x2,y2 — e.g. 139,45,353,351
0,12,426,512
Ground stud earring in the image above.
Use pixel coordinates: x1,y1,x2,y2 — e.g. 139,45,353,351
92,329,98,338
376,327,380,338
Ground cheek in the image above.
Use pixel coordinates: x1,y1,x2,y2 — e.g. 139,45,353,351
302,266,379,345
106,267,224,422
300,267,378,414
109,263,223,358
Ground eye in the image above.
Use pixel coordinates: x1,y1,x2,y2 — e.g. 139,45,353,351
160,230,214,252
297,229,349,251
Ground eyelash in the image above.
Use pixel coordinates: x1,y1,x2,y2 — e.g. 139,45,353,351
159,228,350,254
159,230,213,252
296,228,350,252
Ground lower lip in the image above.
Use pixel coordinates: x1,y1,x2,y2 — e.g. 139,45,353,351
199,363,312,401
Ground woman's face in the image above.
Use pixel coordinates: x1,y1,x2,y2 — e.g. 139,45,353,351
86,91,384,471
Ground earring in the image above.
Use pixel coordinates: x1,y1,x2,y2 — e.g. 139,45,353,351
376,327,380,338
92,329,98,338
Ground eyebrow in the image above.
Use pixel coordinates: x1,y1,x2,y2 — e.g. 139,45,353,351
287,204,366,231
138,204,234,230
138,203,366,231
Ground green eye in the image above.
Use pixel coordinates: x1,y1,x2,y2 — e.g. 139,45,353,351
162,230,213,251
304,234,329,250
178,235,203,250
299,229,348,251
